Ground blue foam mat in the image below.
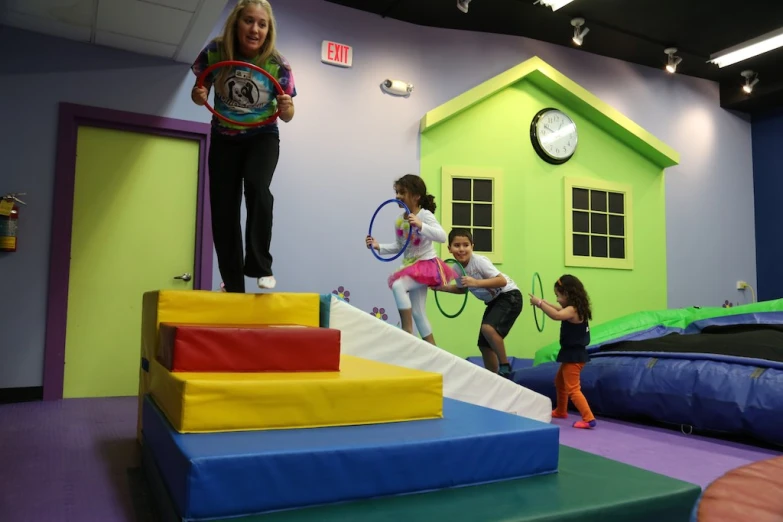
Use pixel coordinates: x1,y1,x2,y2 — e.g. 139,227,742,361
514,357,783,446
142,394,560,520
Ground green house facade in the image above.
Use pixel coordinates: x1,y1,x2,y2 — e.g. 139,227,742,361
418,57,680,359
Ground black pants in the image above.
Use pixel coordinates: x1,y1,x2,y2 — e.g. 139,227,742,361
208,131,280,293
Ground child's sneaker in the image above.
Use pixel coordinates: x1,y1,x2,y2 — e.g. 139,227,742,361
257,276,276,289
573,420,597,429
498,362,512,378
219,282,226,292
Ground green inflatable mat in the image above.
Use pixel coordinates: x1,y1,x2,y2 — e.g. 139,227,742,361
533,298,783,366
144,444,701,522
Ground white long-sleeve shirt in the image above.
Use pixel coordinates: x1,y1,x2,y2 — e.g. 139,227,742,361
379,209,447,266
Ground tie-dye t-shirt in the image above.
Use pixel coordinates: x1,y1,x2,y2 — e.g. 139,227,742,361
191,39,297,137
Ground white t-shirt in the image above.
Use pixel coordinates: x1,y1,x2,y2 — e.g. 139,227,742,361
457,253,519,303
379,209,447,266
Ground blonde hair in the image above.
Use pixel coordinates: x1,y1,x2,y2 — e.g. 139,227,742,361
213,0,280,87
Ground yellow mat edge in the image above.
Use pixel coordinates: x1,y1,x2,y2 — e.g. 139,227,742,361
148,359,444,433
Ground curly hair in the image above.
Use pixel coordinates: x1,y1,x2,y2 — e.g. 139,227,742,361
555,274,592,322
394,174,436,213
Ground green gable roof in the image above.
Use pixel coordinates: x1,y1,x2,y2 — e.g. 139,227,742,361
419,56,680,168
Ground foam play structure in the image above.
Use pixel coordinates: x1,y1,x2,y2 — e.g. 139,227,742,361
518,299,783,447
138,291,701,521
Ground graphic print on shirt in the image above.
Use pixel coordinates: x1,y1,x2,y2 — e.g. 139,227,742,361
214,67,276,123
395,215,422,266
191,41,297,134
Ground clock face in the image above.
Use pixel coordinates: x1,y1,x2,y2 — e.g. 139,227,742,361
531,108,578,164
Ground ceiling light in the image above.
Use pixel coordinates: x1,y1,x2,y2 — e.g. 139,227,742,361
571,18,589,46
741,70,759,94
538,0,576,11
456,0,471,13
664,47,682,73
709,26,783,68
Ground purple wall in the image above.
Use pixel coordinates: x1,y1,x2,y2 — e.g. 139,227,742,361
0,0,757,389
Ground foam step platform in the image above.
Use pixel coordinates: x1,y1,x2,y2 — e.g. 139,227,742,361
157,323,341,373
142,394,560,520
143,445,701,522
138,290,323,442
148,355,443,433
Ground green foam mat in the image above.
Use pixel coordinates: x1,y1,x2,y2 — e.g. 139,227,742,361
533,298,783,365
144,444,701,522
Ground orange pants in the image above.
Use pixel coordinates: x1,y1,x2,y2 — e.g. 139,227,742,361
554,362,595,422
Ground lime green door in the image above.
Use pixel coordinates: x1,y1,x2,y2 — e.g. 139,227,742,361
63,125,200,398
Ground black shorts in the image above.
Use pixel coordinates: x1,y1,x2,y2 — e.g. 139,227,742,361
478,289,523,348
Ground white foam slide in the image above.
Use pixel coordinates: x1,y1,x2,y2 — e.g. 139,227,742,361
329,297,553,423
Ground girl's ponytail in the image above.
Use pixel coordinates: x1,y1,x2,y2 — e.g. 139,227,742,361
422,194,437,213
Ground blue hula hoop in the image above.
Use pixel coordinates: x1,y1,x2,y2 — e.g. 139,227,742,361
368,199,413,262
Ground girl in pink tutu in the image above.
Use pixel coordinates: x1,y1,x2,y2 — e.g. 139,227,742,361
366,174,459,345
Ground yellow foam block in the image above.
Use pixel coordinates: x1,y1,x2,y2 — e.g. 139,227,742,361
148,355,443,433
137,290,322,441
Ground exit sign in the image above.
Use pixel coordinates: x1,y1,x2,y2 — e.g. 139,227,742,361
321,40,353,68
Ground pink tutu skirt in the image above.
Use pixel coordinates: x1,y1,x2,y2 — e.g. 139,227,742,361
387,257,460,289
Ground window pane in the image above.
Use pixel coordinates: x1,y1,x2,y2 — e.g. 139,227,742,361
573,234,589,256
453,178,471,201
590,190,607,212
453,203,471,226
591,236,608,257
610,237,625,259
608,192,624,214
473,179,493,202
573,211,589,233
473,203,492,227
473,228,492,252
609,215,624,236
590,212,607,235
573,188,589,210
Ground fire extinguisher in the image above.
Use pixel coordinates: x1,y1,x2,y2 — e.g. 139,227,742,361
0,192,26,253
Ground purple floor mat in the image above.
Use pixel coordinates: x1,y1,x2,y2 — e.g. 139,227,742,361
553,412,781,488
0,397,144,522
0,396,779,521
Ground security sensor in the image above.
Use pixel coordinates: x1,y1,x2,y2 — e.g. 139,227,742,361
380,79,414,97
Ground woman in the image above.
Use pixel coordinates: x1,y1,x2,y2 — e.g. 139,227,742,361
191,0,296,292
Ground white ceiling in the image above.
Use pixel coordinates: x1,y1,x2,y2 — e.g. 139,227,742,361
0,0,229,63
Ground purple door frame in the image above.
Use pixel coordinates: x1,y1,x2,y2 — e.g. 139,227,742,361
42,102,213,401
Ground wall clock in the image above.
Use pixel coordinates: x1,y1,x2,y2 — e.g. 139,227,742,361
530,108,578,165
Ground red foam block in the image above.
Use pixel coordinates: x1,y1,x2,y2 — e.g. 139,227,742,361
157,323,341,373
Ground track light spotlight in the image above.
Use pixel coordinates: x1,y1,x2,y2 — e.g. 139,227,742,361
741,70,759,94
664,47,682,73
571,18,589,46
457,0,471,13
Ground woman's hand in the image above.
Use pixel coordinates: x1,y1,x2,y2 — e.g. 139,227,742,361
277,94,294,121
192,85,208,106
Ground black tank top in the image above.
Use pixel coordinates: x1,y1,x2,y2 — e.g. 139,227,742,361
557,319,590,363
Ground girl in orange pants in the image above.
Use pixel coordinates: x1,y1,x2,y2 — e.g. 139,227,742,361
529,274,596,429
